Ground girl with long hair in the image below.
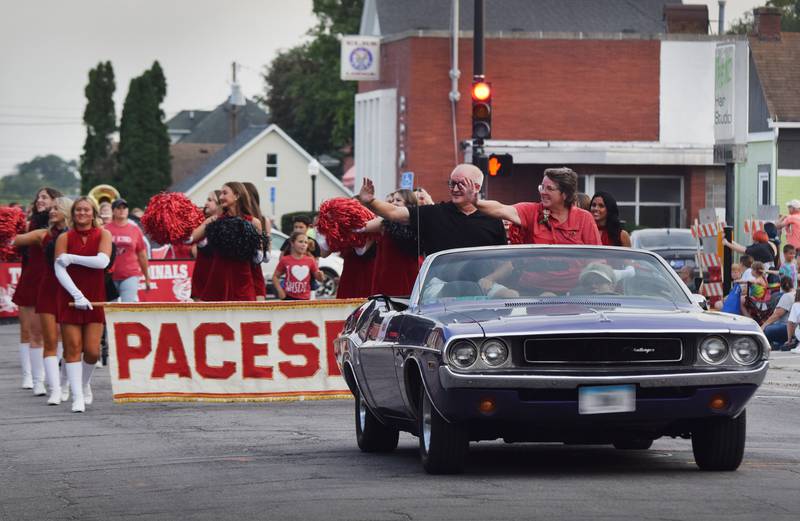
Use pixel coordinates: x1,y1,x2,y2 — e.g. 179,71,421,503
590,191,631,247
12,187,62,393
190,190,222,300
365,189,420,296
191,182,262,301
242,182,270,300
54,197,112,412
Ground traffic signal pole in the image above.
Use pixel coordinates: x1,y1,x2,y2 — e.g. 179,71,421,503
472,0,486,194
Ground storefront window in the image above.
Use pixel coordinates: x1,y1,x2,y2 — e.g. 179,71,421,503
588,175,683,229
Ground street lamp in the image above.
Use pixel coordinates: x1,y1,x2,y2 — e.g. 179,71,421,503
308,159,320,211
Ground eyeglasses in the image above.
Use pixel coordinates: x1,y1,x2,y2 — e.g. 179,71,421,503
447,180,461,189
538,184,561,193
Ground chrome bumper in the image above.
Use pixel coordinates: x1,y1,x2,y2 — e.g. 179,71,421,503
438,361,769,390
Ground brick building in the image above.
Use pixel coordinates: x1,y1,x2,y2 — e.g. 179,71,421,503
354,0,728,229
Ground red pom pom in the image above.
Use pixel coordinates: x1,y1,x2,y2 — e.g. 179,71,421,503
141,192,205,245
506,220,525,245
0,206,26,261
316,198,376,251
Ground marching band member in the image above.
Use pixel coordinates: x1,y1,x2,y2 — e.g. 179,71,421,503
12,187,61,394
54,197,112,412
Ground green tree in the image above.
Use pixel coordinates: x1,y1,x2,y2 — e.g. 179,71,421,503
115,61,171,208
79,61,116,194
728,0,800,34
0,155,79,203
261,0,363,172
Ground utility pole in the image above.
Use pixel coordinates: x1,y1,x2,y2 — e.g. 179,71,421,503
228,61,246,141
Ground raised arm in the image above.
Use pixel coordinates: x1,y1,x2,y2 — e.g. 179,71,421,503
357,178,410,224
11,228,46,247
458,179,521,225
722,238,747,254
190,215,217,243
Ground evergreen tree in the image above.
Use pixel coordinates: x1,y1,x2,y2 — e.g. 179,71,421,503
79,61,116,193
115,62,171,208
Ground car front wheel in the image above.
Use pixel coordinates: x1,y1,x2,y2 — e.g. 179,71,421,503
418,386,468,474
355,389,398,452
691,410,746,471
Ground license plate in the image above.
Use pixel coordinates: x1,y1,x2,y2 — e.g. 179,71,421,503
578,385,636,415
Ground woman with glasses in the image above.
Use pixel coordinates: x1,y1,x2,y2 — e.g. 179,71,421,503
462,167,600,246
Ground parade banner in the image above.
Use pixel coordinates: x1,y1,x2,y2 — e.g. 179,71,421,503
0,262,22,318
106,299,364,403
138,259,194,302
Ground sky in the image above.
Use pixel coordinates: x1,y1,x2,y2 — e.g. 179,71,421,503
0,0,765,179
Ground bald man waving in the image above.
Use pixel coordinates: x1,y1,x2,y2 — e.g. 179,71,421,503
357,164,506,256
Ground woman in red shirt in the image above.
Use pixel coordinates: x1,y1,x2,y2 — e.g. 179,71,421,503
191,182,262,301
190,190,222,300
12,187,61,394
590,192,631,247
273,232,323,300
54,197,112,412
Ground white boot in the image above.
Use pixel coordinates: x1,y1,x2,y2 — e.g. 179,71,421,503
66,362,84,413
59,344,69,401
44,356,61,405
82,361,96,406
19,343,32,389
30,347,46,396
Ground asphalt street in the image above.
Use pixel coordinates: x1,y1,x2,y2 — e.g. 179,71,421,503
1,322,799,521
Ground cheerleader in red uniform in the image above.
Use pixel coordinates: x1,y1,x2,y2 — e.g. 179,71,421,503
191,182,262,301
190,190,221,300
12,187,61,394
54,197,112,412
363,189,420,296
336,242,377,298
243,182,270,301
12,197,72,404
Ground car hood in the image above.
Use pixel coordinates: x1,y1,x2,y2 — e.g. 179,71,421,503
438,303,761,337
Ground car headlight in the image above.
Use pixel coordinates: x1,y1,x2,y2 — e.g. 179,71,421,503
480,339,509,366
699,336,728,364
730,336,760,365
449,340,478,368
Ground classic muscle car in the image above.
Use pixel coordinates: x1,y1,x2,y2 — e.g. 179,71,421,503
334,245,769,474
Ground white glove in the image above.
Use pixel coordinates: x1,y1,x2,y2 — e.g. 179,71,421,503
56,254,73,268
252,250,264,264
316,232,329,252
60,252,109,269
54,262,86,302
73,295,93,310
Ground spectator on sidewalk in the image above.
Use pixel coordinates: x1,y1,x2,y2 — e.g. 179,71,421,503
762,276,795,348
777,199,800,249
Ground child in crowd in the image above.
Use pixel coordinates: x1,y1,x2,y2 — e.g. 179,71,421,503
740,255,754,282
779,244,797,288
741,261,771,320
272,232,324,300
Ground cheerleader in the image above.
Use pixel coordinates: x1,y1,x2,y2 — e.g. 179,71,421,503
54,197,112,412
191,182,262,301
243,182,270,301
362,189,420,296
190,190,222,300
335,242,377,298
12,187,61,393
12,197,72,404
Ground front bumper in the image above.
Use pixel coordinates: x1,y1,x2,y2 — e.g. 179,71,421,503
438,361,769,389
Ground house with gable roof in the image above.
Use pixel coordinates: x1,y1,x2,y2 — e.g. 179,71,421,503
734,7,800,241
170,124,352,222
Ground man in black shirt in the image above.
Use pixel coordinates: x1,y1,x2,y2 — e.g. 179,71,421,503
357,164,506,256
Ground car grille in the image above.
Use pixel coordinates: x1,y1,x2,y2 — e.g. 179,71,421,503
523,336,684,365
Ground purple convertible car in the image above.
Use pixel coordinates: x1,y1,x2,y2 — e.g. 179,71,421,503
335,245,769,474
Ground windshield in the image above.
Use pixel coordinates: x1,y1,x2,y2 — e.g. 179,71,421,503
418,247,690,306
635,230,696,250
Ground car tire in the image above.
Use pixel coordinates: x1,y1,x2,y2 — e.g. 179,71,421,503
355,389,399,453
418,386,468,474
691,410,746,471
316,268,339,298
613,439,653,450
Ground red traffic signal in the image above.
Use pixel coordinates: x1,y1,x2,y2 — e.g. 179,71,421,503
471,81,492,140
487,153,513,177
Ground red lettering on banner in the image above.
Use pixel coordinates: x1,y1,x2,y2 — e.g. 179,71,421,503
278,321,320,378
115,322,152,379
151,323,191,378
325,320,345,376
241,321,273,379
194,323,236,379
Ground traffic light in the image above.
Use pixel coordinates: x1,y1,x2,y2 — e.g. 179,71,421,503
471,80,492,141
487,153,513,177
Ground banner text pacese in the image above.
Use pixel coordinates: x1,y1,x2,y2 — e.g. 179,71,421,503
114,319,345,381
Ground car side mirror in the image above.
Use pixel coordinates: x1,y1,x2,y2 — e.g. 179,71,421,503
691,294,708,310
